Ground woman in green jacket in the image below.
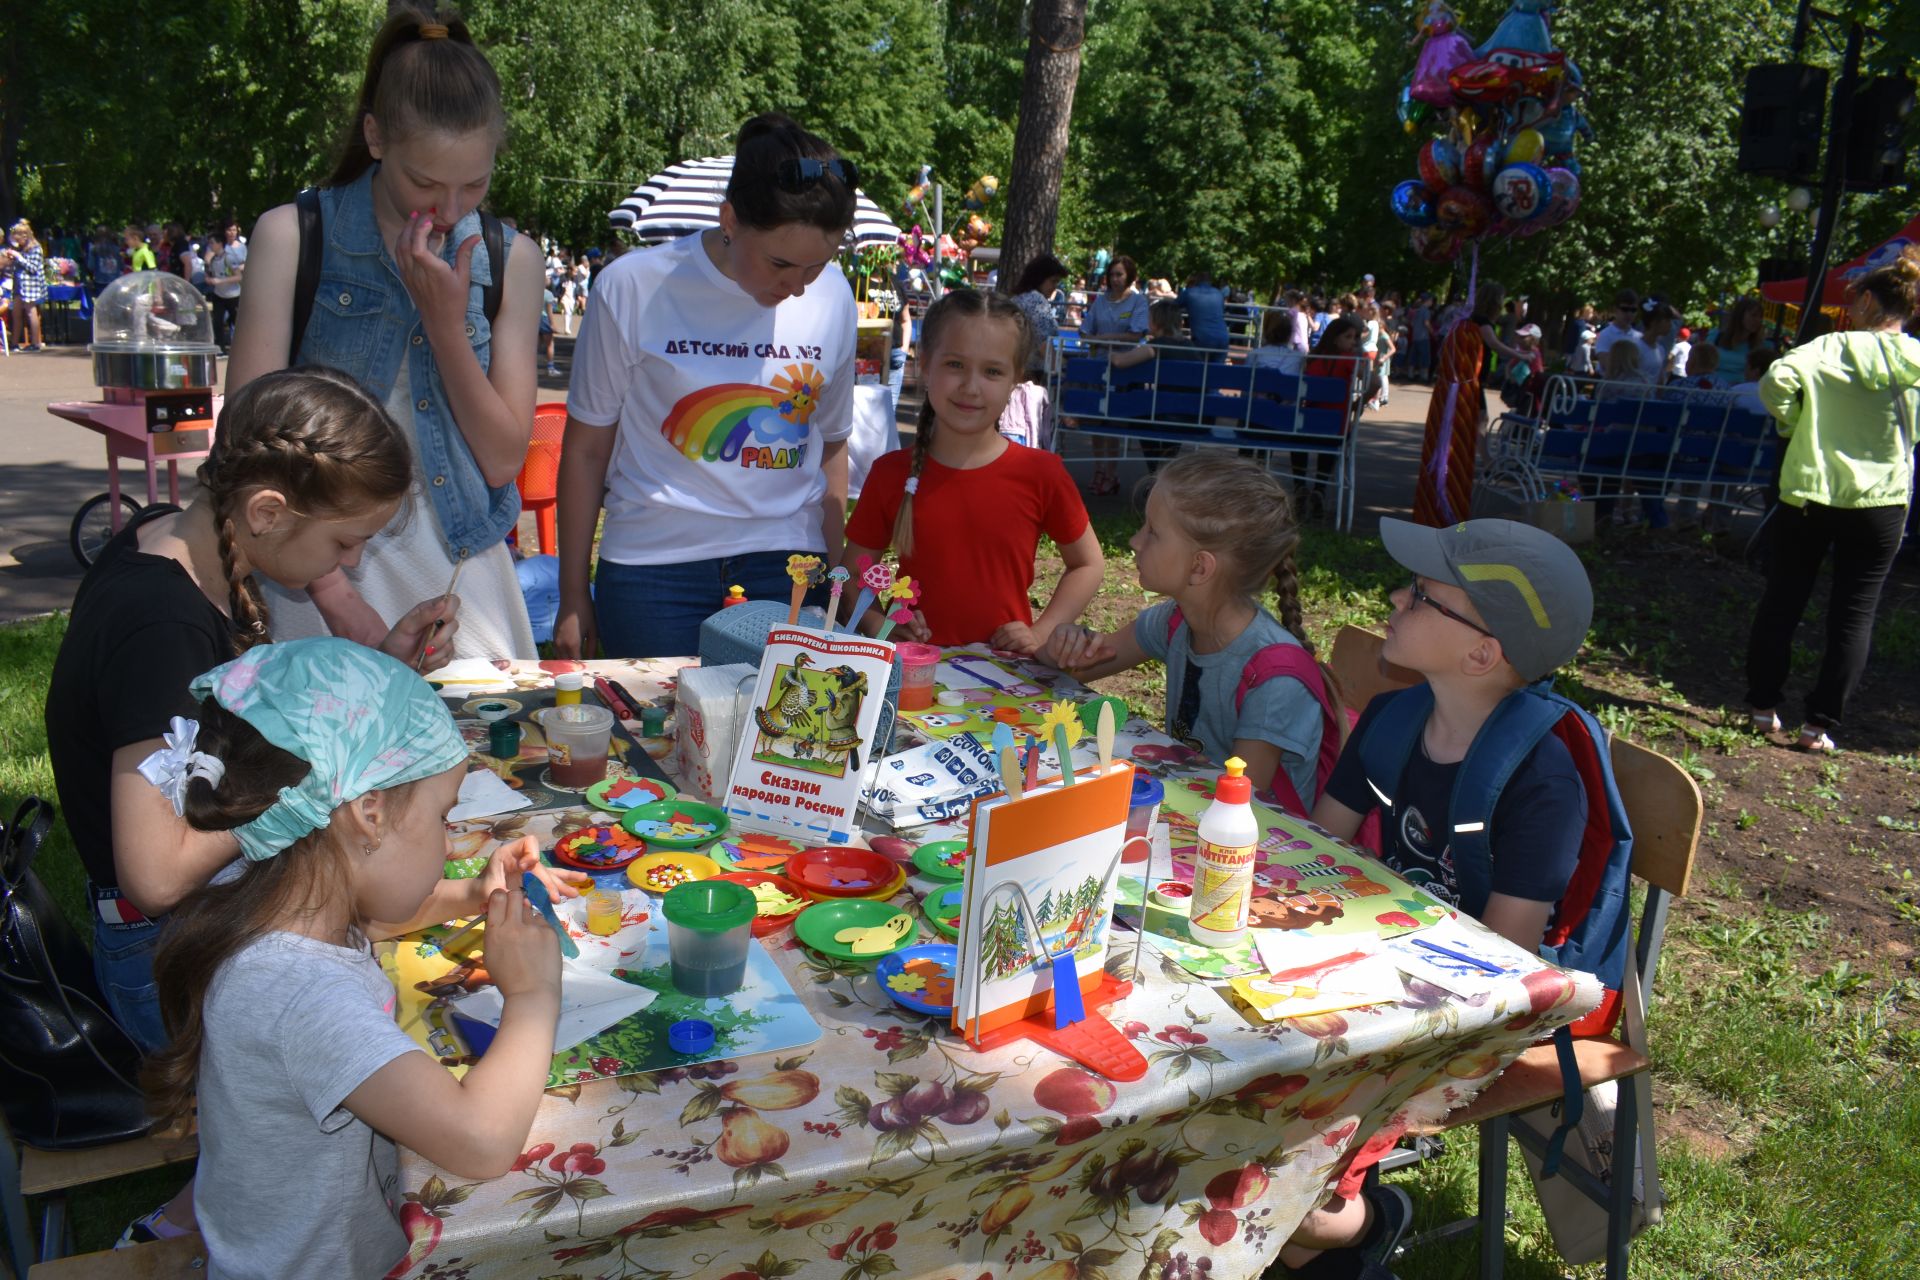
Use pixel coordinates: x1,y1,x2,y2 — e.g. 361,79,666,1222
1746,247,1920,751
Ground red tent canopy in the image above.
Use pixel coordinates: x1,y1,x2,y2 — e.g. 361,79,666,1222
1761,213,1920,307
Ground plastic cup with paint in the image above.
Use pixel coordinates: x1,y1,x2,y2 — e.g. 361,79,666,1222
661,880,756,998
545,704,615,789
895,642,941,712
585,886,625,936
1124,773,1164,861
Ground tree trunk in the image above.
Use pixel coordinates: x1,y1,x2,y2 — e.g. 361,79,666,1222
997,0,1086,295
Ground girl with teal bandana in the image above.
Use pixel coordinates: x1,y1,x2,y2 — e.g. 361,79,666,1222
140,638,579,1279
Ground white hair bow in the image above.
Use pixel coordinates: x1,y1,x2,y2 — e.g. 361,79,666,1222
136,717,227,816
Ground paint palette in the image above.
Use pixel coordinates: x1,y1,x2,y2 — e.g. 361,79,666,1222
793,899,917,964
619,800,729,850
910,839,970,883
712,871,809,937
551,824,647,873
626,851,721,894
877,943,959,1016
922,884,964,940
711,832,807,875
785,846,899,900
585,776,670,813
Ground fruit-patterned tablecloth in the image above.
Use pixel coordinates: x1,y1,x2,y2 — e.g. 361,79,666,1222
391,656,1599,1280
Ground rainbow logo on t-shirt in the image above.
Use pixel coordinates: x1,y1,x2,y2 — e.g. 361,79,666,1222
661,363,824,470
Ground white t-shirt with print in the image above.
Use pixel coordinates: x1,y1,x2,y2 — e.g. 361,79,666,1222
567,232,857,565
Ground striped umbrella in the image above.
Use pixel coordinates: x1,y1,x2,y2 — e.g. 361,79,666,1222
608,155,902,247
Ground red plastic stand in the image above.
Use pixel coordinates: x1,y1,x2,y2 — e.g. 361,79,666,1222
968,975,1148,1081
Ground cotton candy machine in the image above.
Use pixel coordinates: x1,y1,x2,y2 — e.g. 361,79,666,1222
48,272,221,566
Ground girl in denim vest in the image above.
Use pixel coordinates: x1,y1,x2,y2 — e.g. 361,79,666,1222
227,2,544,660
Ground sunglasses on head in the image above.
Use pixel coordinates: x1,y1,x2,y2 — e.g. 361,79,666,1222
1406,576,1495,637
776,156,858,193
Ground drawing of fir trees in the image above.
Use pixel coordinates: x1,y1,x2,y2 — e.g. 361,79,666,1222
980,900,1029,980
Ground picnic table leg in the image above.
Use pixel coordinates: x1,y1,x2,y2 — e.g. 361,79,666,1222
1477,1113,1509,1280
145,445,160,506
167,458,182,506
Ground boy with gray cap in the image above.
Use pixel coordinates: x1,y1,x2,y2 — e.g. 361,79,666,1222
1279,517,1597,1280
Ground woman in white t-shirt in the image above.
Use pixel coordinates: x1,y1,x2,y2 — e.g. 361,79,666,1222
557,113,858,658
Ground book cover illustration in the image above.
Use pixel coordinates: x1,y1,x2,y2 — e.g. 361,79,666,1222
723,626,895,845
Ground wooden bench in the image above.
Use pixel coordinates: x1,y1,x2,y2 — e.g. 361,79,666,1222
7,1120,197,1271
27,1231,206,1279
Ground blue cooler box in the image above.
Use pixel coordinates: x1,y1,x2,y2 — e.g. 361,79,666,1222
696,600,901,757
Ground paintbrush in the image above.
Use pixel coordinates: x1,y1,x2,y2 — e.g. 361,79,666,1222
414,558,466,672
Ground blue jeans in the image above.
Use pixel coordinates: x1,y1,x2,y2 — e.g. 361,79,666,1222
596,551,827,658
886,348,908,421
92,913,169,1055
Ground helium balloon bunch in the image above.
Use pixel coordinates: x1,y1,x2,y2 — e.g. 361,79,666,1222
1392,0,1593,263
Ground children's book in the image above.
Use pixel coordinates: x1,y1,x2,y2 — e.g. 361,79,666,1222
722,626,895,845
951,763,1134,1041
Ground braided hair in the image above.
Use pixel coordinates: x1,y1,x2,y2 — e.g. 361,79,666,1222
1150,453,1312,655
198,367,411,647
891,288,1031,557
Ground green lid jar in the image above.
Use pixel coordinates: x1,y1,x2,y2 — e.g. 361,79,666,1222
661,880,755,933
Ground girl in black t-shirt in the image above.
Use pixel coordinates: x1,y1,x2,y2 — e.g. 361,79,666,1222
46,366,467,1056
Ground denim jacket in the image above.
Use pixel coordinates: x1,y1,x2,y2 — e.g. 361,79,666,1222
297,166,520,559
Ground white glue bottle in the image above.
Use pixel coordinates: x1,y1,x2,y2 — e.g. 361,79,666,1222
1188,756,1259,948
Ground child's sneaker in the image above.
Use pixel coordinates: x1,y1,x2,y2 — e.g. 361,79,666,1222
116,1206,191,1249
545,362,562,377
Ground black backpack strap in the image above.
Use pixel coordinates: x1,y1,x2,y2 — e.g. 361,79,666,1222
289,187,324,366
480,210,505,325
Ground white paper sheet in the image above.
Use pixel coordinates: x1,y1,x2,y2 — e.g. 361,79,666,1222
447,768,535,823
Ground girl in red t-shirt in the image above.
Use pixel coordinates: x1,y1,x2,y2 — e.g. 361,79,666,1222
841,289,1103,652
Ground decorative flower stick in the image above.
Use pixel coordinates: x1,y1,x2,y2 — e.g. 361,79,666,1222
873,576,919,643
848,557,895,636
785,554,824,625
823,565,851,634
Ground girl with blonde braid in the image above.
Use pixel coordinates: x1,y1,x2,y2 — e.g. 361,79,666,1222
1040,453,1330,814
841,288,1102,651
45,367,497,1053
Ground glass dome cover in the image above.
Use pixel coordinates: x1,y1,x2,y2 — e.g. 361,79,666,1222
90,271,218,353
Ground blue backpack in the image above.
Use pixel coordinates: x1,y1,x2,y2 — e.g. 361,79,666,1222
1356,681,1635,1172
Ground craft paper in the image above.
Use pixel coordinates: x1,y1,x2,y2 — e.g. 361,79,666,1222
1383,916,1532,997
454,964,658,1054
446,767,534,823
427,657,515,688
723,626,895,845
1228,954,1405,1022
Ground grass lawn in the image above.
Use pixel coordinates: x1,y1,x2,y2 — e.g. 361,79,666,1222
8,513,1918,1272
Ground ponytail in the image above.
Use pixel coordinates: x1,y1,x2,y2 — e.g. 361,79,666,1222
325,2,504,189
893,403,936,558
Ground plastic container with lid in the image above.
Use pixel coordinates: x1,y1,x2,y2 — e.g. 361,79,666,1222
1188,757,1259,947
545,703,614,789
661,880,756,997
88,271,220,389
894,642,941,711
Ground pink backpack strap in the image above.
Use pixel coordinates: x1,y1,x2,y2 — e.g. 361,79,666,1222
1167,606,1339,820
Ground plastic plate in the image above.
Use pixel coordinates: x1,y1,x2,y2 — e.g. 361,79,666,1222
910,839,970,883
793,899,917,963
877,943,959,1016
626,851,721,894
712,871,809,937
585,776,670,813
551,824,646,872
923,885,964,940
619,799,729,849
711,832,808,874
785,846,899,898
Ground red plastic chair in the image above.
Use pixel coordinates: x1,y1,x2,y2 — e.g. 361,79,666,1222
517,401,568,555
